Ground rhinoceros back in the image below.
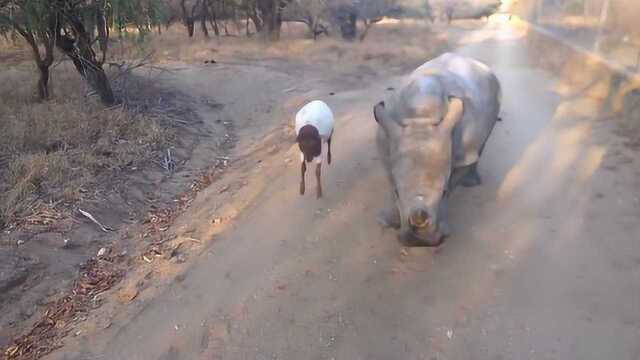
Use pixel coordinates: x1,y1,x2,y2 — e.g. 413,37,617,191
412,52,501,168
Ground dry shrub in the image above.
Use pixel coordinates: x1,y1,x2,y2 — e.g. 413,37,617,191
111,18,445,70
1,18,445,227
0,64,171,227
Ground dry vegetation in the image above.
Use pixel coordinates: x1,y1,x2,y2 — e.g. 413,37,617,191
1,14,450,358
0,17,445,230
0,62,171,229
125,19,445,70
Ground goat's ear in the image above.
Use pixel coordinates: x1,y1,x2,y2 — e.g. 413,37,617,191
373,101,385,123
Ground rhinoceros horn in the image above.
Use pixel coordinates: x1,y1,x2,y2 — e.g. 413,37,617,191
441,97,464,132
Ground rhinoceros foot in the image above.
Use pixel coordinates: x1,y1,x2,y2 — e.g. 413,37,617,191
460,164,482,187
377,207,401,229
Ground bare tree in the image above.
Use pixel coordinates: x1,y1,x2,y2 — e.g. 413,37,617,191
326,0,394,41
283,0,330,39
256,0,291,41
0,0,56,100
1,0,115,104
2,0,170,105
180,0,201,37
55,0,115,105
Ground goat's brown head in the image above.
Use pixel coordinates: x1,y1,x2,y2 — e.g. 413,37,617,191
297,125,322,162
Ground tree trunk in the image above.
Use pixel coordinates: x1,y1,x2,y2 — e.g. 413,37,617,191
258,0,282,41
21,31,54,101
359,19,379,42
37,65,50,100
339,12,357,40
248,9,263,33
201,17,210,37
221,0,230,35
95,2,109,64
187,18,195,37
201,0,210,38
56,34,115,105
181,0,197,37
210,7,221,36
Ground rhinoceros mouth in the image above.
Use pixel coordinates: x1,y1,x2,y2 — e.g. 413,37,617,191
400,229,445,247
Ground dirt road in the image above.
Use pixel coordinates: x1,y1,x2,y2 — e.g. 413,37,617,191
50,20,640,360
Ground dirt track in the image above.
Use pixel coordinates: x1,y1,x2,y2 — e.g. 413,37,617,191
49,20,640,360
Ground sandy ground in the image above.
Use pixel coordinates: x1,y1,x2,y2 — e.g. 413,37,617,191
27,18,640,360
1,19,446,351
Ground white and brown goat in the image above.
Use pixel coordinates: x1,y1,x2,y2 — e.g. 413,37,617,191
295,100,334,198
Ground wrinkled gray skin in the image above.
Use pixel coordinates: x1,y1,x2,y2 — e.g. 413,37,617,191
374,52,501,246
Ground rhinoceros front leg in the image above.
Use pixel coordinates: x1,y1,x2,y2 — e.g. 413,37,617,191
460,163,482,187
450,163,482,189
377,207,401,229
438,195,451,237
377,193,401,229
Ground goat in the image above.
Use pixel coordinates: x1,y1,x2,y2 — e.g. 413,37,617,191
295,100,335,198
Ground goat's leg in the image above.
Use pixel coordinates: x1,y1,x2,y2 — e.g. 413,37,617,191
316,163,322,198
300,160,307,195
327,136,332,165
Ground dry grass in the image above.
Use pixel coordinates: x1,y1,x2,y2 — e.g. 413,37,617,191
0,18,445,228
110,19,446,71
0,64,171,228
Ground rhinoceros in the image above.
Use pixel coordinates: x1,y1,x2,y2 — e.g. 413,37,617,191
374,52,501,246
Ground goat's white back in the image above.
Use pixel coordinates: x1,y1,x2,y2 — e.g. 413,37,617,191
295,100,334,140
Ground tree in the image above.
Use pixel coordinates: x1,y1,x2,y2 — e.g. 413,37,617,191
256,0,292,41
331,3,357,40
180,0,200,37
1,0,169,105
356,0,392,41
283,0,330,39
425,0,434,22
0,0,58,100
326,0,395,41
56,0,116,105
0,0,116,103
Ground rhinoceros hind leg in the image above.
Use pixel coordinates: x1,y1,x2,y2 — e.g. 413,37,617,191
461,163,482,187
377,207,401,229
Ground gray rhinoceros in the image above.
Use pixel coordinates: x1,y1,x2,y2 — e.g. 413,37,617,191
374,52,501,246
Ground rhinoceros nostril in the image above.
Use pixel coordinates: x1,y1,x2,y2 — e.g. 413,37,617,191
409,209,430,228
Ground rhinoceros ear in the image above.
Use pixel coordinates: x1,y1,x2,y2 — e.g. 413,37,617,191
373,101,385,124
440,97,464,132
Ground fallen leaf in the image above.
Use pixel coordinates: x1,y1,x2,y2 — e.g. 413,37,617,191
97,247,108,257
128,289,139,302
